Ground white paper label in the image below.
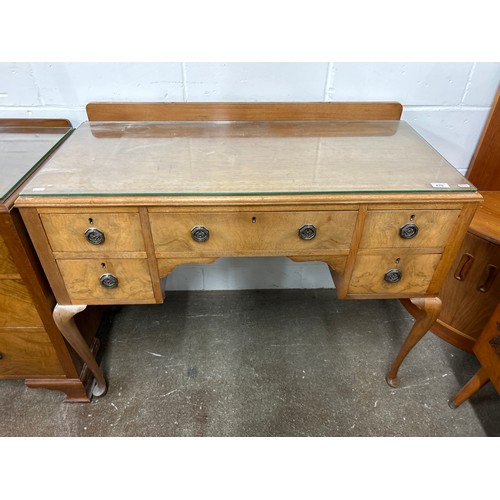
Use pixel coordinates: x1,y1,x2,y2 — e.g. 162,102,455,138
458,183,471,188
431,183,450,189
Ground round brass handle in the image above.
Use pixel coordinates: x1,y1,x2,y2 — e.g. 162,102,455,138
85,227,105,245
299,224,317,240
399,223,419,239
191,225,210,243
99,273,119,289
384,269,402,283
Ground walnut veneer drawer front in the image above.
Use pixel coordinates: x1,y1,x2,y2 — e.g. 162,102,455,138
56,258,155,304
0,234,17,276
359,209,461,249
150,211,357,257
40,212,146,253
348,253,443,295
0,280,44,327
0,330,62,377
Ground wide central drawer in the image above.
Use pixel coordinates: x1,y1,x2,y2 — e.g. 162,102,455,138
149,211,357,257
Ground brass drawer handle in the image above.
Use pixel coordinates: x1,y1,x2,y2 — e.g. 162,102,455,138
299,224,316,240
191,225,209,243
85,227,105,245
384,269,402,283
99,273,119,289
399,223,419,239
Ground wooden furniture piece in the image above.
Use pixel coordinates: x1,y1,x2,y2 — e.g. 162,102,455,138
0,119,102,402
418,86,500,353
15,102,482,398
449,302,500,407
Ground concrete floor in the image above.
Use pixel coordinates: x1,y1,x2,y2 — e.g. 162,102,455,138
0,290,498,436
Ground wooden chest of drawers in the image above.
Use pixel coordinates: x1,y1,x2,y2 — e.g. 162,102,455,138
0,120,102,402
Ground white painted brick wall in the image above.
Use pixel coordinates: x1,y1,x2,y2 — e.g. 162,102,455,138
1,62,499,291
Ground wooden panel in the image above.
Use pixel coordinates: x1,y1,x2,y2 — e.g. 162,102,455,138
468,191,500,245
0,233,17,275
359,209,461,249
40,212,145,253
348,253,442,295
86,102,403,122
149,211,357,257
0,280,43,327
466,85,500,190
0,118,71,128
434,232,500,343
0,329,62,377
57,258,155,304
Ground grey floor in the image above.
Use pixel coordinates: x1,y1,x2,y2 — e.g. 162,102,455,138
0,289,498,436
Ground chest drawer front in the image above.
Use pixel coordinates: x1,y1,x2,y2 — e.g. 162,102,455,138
150,211,357,256
57,258,155,304
0,280,43,327
348,253,442,295
0,234,17,276
359,209,460,249
40,212,146,253
0,329,62,377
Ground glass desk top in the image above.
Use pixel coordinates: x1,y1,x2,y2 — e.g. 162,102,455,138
0,126,72,203
19,120,475,197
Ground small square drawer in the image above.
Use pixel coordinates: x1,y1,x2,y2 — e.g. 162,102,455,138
348,253,443,295
150,210,357,256
0,330,62,377
40,212,146,253
359,209,460,249
0,280,43,327
57,258,155,304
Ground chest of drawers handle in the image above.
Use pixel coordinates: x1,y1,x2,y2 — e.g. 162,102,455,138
99,273,119,289
191,226,210,243
384,269,402,283
298,224,317,240
399,223,419,239
85,227,106,245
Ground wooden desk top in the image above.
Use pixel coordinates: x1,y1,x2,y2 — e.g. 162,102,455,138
18,120,475,199
469,191,500,245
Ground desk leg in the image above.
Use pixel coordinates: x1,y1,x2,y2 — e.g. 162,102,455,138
53,304,107,397
448,366,490,408
386,297,442,388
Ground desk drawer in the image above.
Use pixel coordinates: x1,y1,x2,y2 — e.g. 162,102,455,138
359,209,460,249
0,329,62,377
0,280,43,327
348,252,442,295
150,211,357,256
40,212,146,253
57,258,155,304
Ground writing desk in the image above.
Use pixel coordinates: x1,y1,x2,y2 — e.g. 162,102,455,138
15,103,482,398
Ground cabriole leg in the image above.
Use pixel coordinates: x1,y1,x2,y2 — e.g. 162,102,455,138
386,297,442,388
53,303,107,397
